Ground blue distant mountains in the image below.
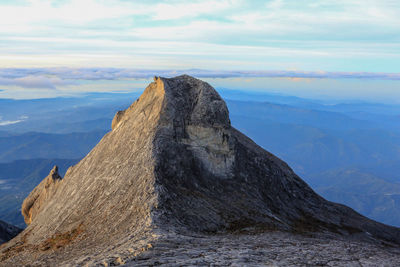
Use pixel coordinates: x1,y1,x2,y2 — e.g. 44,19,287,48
0,89,399,228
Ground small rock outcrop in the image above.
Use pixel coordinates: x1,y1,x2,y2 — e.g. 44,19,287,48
1,75,400,266
0,221,21,245
21,166,62,225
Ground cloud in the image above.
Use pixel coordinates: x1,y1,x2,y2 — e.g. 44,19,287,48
0,75,75,89
151,0,236,20
0,115,28,126
0,1,399,71
1,68,399,81
0,120,24,126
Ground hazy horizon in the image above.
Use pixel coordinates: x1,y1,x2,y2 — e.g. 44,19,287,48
1,69,400,105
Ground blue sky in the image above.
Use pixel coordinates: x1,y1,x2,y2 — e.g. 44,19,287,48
0,0,399,103
1,0,400,72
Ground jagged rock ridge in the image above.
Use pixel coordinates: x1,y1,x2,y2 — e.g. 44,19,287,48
1,75,400,266
22,166,62,225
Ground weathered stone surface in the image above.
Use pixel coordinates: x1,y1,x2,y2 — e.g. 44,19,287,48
1,75,400,266
123,232,400,267
0,221,21,245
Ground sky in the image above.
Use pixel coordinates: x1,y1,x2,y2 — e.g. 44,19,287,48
0,0,400,72
0,0,399,102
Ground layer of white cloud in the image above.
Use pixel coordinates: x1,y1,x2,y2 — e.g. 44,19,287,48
0,75,75,89
0,115,28,126
1,68,399,82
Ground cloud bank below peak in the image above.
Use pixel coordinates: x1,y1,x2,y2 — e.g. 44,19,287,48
0,68,399,84
0,75,76,89
0,68,399,104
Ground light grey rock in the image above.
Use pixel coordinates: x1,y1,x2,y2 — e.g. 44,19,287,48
1,75,400,266
124,232,400,266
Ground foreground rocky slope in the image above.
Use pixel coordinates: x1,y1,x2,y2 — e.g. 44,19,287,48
0,220,21,245
1,75,400,266
125,232,400,266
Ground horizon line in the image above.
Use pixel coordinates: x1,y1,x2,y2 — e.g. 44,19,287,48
1,68,400,81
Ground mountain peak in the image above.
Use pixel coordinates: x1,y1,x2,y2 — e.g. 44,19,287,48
160,75,230,127
111,75,230,131
2,75,400,265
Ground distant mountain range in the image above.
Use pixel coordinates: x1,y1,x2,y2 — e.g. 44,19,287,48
0,220,21,244
0,131,105,163
0,158,79,227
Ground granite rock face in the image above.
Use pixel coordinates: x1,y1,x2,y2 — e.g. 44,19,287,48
0,221,21,245
1,75,400,266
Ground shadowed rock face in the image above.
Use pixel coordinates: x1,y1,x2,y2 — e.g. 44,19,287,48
0,221,21,245
1,75,400,265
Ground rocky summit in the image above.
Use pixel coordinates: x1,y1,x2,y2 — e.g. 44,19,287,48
1,75,400,266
